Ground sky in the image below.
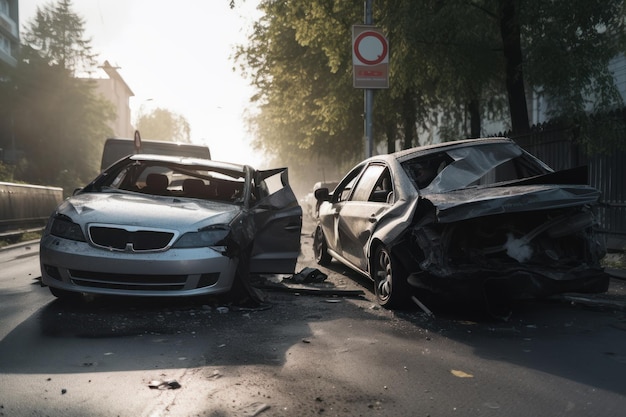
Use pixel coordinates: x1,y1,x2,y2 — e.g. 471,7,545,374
18,0,264,166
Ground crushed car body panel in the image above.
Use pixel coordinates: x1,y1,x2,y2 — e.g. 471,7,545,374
315,137,609,308
424,184,601,223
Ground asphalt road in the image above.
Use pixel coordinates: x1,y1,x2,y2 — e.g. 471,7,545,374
0,227,625,417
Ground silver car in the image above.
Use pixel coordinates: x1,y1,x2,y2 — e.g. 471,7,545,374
314,138,609,311
40,154,302,300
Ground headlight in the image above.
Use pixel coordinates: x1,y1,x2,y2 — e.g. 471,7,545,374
173,226,230,248
50,215,87,242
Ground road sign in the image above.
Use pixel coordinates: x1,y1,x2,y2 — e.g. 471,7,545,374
352,25,389,89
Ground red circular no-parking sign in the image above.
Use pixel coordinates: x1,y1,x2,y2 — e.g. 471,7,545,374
353,31,388,65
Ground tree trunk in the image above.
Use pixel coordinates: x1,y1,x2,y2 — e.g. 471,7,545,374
385,122,396,154
500,0,530,134
402,90,416,149
468,99,481,138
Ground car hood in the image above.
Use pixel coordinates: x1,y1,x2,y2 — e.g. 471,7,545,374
58,192,241,229
423,184,600,223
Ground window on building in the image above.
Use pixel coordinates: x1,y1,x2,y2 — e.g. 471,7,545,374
0,34,10,56
0,0,9,16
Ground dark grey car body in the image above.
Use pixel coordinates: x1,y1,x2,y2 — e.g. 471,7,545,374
40,154,302,300
314,138,609,309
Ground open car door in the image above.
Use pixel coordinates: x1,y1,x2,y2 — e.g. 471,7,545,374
249,168,302,274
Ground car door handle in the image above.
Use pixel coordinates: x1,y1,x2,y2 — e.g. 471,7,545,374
369,214,377,223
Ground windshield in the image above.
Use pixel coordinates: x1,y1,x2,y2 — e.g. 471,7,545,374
402,143,552,193
87,160,247,204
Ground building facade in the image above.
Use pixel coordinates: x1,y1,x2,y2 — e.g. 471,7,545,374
0,0,18,69
93,60,135,138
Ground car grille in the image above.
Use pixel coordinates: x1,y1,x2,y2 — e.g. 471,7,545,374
89,226,175,251
68,270,220,291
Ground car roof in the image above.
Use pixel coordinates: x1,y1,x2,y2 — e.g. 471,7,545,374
366,137,515,164
127,153,248,173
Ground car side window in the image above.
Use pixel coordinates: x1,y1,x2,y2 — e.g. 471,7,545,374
368,167,393,203
350,164,386,202
338,176,357,202
333,165,365,203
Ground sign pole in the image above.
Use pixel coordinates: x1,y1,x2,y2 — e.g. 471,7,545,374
364,0,373,158
353,2,387,158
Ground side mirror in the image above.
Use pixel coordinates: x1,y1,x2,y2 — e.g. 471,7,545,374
314,187,330,201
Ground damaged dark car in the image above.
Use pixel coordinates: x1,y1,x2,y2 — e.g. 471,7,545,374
40,154,302,300
313,138,609,310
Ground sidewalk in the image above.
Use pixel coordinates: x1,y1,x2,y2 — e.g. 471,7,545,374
606,268,626,280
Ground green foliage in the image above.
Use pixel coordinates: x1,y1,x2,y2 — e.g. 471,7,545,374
135,107,192,143
21,0,97,76
235,0,625,179
235,1,364,170
522,0,626,115
6,0,115,194
0,162,14,182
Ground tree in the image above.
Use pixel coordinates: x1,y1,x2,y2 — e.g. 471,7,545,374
378,0,624,139
499,0,530,133
521,0,626,117
12,0,115,194
21,0,97,76
235,0,364,176
135,107,191,143
379,0,508,142
235,0,626,176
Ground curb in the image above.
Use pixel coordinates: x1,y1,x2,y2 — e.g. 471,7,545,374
0,239,40,252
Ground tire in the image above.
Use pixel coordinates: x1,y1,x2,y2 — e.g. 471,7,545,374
313,225,332,266
372,245,407,308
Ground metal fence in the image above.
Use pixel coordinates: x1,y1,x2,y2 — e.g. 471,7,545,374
504,112,626,251
0,182,63,238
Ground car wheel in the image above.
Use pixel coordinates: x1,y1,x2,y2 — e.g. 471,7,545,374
373,245,407,308
313,226,332,266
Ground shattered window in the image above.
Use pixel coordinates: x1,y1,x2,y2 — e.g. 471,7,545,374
403,153,452,190
260,171,284,195
94,160,248,203
403,143,552,193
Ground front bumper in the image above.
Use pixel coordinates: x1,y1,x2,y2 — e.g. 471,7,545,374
40,235,238,297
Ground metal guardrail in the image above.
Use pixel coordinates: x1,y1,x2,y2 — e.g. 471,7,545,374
0,224,45,239
0,182,63,239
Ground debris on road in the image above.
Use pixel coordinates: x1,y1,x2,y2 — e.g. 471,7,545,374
285,267,327,284
451,370,473,378
252,272,365,298
246,402,271,417
257,281,365,297
148,379,181,390
411,295,435,318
